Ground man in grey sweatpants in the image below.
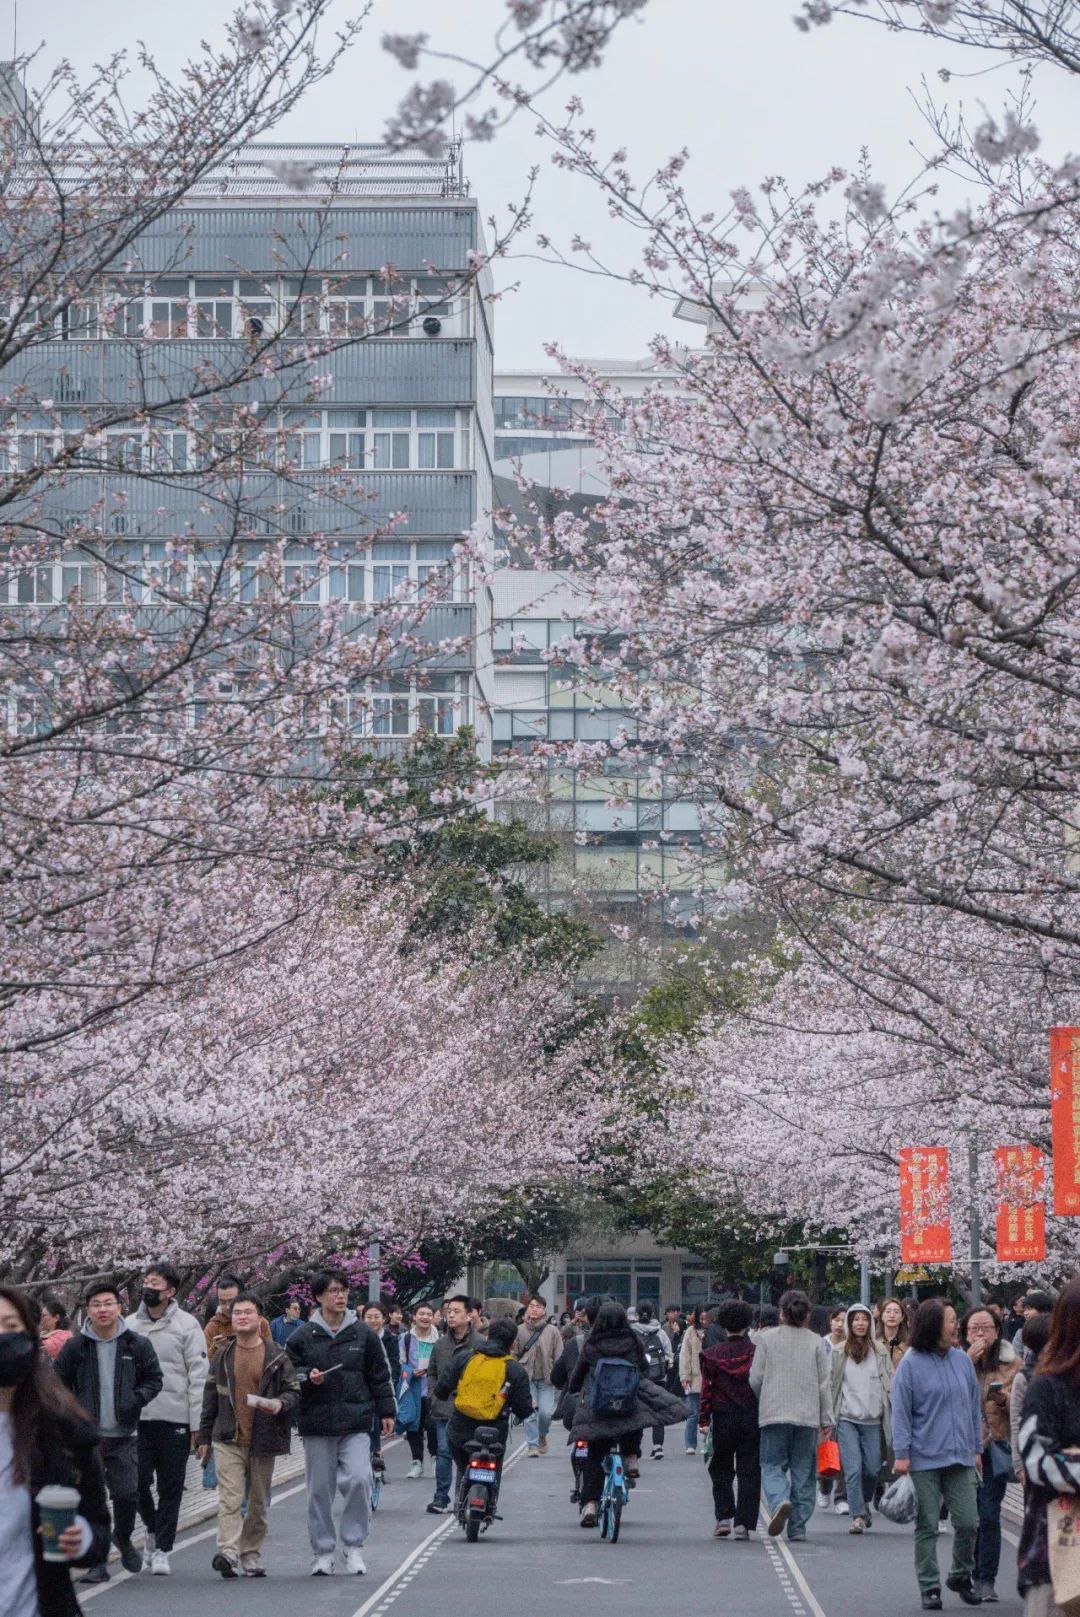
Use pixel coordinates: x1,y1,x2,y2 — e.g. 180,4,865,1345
286,1271,396,1577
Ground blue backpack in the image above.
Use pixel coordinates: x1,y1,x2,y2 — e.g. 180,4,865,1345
590,1356,640,1417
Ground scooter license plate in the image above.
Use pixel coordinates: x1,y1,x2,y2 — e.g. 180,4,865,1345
575,1444,589,1457
469,1467,495,1483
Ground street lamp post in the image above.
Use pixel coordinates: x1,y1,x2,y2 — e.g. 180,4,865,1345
968,1134,983,1308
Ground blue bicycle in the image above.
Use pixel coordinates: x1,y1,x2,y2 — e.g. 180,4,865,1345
598,1442,631,1543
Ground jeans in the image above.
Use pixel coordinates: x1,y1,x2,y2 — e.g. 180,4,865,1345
976,1446,1009,1586
683,1391,701,1451
709,1407,761,1530
430,1418,453,1508
524,1380,556,1448
759,1423,818,1537
92,1435,138,1564
214,1442,274,1567
911,1465,978,1593
837,1420,881,1521
303,1432,372,1554
137,1420,191,1552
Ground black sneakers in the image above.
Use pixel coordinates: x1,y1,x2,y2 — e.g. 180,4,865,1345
921,1590,942,1612
945,1573,982,1606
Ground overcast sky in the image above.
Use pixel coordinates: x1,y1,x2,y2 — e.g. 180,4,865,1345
6,1,1075,368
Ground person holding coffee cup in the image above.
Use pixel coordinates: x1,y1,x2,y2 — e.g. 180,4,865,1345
0,1284,109,1616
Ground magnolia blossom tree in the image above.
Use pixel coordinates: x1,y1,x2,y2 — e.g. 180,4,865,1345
4,871,619,1285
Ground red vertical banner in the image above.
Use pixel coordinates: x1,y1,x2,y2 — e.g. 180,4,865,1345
995,1146,1047,1262
899,1146,951,1263
1051,1026,1080,1215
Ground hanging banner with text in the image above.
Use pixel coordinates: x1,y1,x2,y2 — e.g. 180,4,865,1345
1051,1026,1080,1215
899,1146,952,1264
994,1145,1047,1263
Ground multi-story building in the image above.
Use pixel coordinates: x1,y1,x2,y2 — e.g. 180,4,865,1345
2,141,495,755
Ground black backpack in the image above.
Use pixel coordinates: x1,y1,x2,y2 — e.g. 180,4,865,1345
640,1332,666,1383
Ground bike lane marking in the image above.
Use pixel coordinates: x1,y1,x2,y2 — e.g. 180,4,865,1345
348,1441,528,1617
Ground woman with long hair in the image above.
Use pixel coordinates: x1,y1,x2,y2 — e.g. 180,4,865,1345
829,1304,892,1534
0,1285,109,1616
679,1305,707,1455
38,1295,72,1364
878,1297,910,1371
963,1303,1020,1602
1018,1277,1080,1616
891,1298,982,1611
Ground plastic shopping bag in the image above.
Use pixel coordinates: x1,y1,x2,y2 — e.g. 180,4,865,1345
201,1451,217,1491
877,1473,917,1525
816,1437,841,1479
1049,1496,1080,1616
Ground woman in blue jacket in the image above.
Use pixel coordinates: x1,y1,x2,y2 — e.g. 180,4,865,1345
892,1298,983,1612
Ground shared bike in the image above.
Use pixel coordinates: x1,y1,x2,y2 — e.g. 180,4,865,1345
598,1441,631,1543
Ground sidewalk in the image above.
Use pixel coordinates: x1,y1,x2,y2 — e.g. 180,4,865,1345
104,1450,308,1565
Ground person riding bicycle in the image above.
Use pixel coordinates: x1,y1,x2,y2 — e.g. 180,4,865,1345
566,1299,689,1528
433,1317,533,1506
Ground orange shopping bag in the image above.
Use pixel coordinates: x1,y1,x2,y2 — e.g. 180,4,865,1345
816,1437,841,1479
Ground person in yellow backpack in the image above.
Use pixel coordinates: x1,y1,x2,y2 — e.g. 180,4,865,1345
434,1318,533,1505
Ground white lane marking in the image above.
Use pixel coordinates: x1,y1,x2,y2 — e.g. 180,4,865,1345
79,1480,310,1599
348,1443,527,1617
758,1510,827,1617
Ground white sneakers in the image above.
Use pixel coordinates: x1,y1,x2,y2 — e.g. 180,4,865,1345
834,1500,850,1515
343,1547,367,1575
406,1460,424,1480
311,1553,334,1576
150,1550,170,1575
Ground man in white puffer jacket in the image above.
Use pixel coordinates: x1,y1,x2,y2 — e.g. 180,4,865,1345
127,1263,208,1575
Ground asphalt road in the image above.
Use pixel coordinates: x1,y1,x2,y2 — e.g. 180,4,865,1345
78,1434,1025,1617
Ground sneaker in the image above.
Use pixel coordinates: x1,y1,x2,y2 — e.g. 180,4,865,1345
538,1436,548,1454
240,1555,265,1578
834,1499,849,1515
651,1445,663,1459
788,1531,807,1543
211,1552,239,1579
407,1460,424,1480
310,1553,334,1576
767,1499,792,1537
714,1519,732,1537
78,1567,110,1585
579,1503,597,1528
426,1500,450,1515
113,1536,142,1576
944,1573,982,1606
344,1547,366,1575
977,1584,998,1604
141,1534,156,1572
686,1446,697,1455
150,1550,171,1576
734,1525,750,1541
527,1446,540,1458
921,1592,943,1612
849,1517,864,1534
372,1454,386,1474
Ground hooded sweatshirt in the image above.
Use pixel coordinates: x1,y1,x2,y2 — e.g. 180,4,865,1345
127,1299,208,1429
699,1336,758,1419
86,1320,122,1436
891,1345,981,1470
631,1318,673,1380
54,1317,163,1438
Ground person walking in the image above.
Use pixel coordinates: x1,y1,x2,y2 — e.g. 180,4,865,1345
1017,1278,1080,1617
286,1270,395,1576
0,1285,111,1617
270,1298,304,1348
39,1294,73,1362
567,1299,688,1528
54,1283,162,1585
699,1299,761,1540
819,1306,850,1512
127,1263,208,1575
829,1303,892,1535
514,1295,562,1458
1013,1293,1054,1356
1010,1313,1052,1485
204,1275,273,1358
197,1293,299,1579
362,1302,400,1478
632,1301,675,1459
891,1297,983,1611
401,1302,440,1480
964,1304,1020,1603
426,1295,480,1514
435,1317,533,1507
680,1306,706,1454
750,1289,834,1542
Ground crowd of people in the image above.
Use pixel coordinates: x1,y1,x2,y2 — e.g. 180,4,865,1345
0,1266,1074,1616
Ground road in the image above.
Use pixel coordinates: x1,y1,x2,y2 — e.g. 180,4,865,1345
80,1435,1024,1617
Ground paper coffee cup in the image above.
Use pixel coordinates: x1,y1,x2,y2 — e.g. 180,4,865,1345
35,1485,80,1562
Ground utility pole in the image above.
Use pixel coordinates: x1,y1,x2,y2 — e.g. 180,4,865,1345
859,1255,871,1308
367,1240,381,1305
969,1134,982,1307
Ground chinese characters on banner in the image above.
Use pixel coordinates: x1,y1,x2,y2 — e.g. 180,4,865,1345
994,1146,1047,1262
1051,1026,1080,1216
899,1146,951,1263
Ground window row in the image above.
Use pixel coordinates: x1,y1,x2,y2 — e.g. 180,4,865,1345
42,275,469,342
493,395,624,433
0,541,462,606
492,706,634,744
0,409,473,475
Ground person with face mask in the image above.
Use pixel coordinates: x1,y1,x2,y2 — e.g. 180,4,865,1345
0,1284,110,1617
126,1264,208,1576
54,1284,162,1584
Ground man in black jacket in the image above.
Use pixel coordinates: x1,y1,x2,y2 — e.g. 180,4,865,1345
286,1270,395,1577
55,1282,162,1583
